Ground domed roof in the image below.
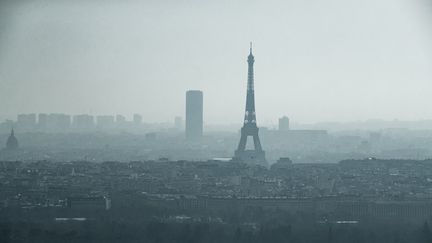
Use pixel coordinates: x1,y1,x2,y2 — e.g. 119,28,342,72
6,129,18,150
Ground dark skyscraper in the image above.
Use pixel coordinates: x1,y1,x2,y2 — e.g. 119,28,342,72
185,90,203,140
234,44,266,165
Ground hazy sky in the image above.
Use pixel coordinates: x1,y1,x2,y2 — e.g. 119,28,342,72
0,0,432,125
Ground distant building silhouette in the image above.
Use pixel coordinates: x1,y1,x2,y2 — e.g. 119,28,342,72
175,116,183,131
234,44,266,165
271,157,293,170
96,115,115,129
185,90,203,140
73,114,94,131
17,113,36,131
133,114,142,125
116,115,126,123
6,128,18,150
145,132,157,141
47,113,71,132
279,116,290,131
38,113,48,131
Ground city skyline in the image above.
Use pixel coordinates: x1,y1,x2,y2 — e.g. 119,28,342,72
1,0,432,124
9,112,432,130
2,1,432,242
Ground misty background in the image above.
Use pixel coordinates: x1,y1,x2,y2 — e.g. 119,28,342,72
0,0,432,126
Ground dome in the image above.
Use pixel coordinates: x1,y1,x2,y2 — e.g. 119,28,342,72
6,129,18,150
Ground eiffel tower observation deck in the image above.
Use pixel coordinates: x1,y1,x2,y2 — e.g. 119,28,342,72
233,43,267,166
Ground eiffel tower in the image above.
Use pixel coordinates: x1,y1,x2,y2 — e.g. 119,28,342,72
234,43,266,165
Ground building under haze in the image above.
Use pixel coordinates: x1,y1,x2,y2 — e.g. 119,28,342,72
133,114,142,125
38,113,48,131
46,113,71,132
17,114,36,131
279,116,290,131
185,90,203,140
116,115,126,123
5,128,18,150
175,116,183,131
96,115,115,129
73,114,94,131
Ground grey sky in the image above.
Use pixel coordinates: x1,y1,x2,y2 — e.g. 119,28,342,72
0,0,431,125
